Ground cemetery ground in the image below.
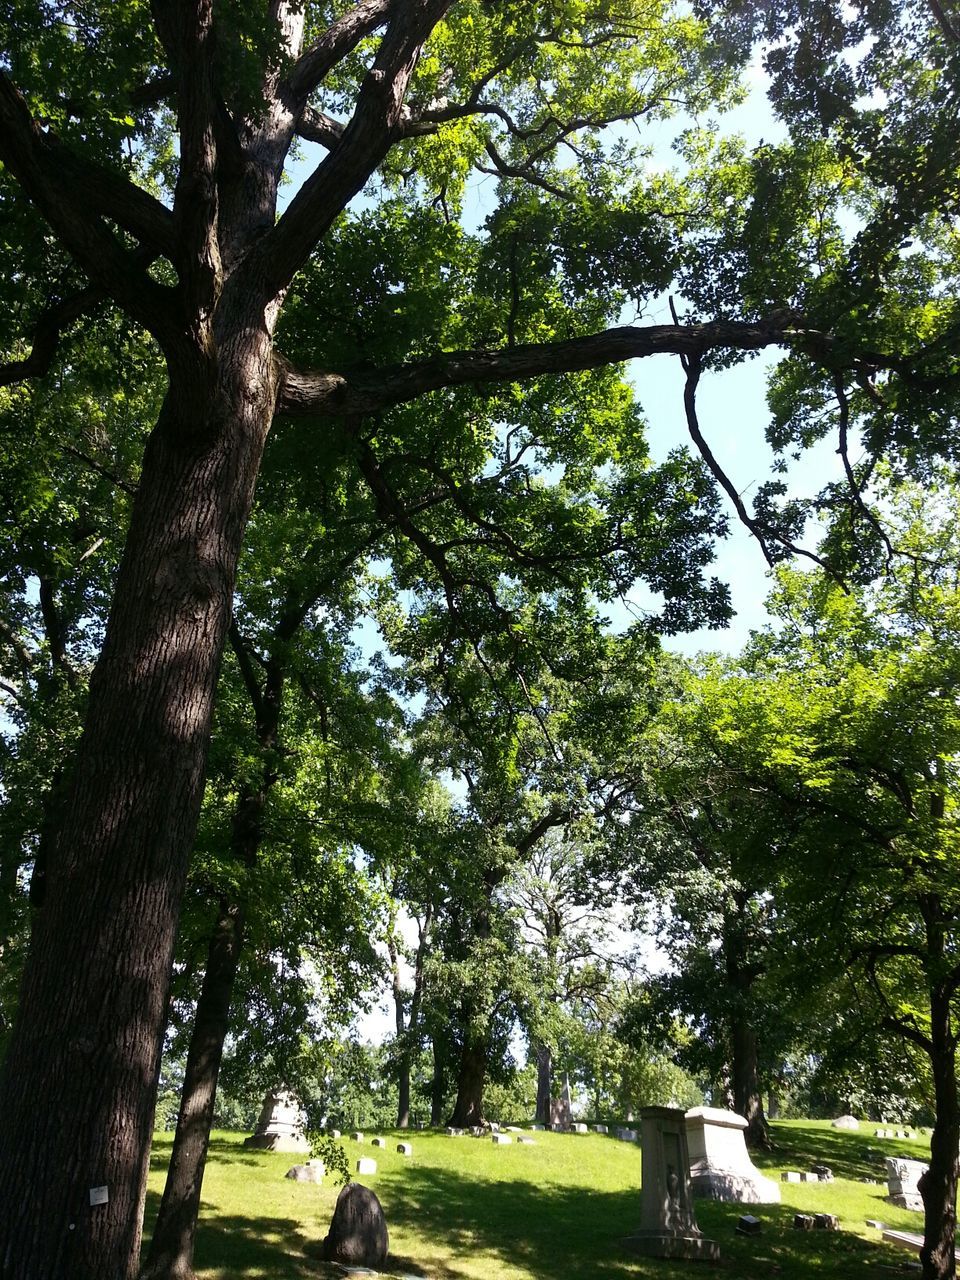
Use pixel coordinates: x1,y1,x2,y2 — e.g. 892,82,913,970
144,1120,935,1279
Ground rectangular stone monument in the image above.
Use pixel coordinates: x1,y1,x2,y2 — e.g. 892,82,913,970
371,1137,386,1148
593,1124,608,1134
492,1133,513,1145
573,1123,589,1133
356,1157,377,1175
685,1108,780,1204
885,1157,927,1211
352,1131,364,1142
397,1143,412,1156
623,1106,719,1262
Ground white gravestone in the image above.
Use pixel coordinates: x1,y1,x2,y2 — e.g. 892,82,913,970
356,1157,377,1175
492,1133,513,1145
397,1142,412,1156
243,1089,310,1154
573,1123,589,1134
684,1108,780,1204
886,1157,927,1211
623,1106,719,1262
593,1124,608,1134
371,1137,386,1148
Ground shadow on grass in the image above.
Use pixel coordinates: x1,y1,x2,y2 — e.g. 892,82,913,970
757,1122,922,1183
373,1163,911,1280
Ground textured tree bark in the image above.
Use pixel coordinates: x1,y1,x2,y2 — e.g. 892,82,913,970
140,900,245,1280
535,1041,552,1126
730,1010,769,1150
448,1030,488,1128
920,1019,959,1280
0,331,277,1280
429,1038,448,1127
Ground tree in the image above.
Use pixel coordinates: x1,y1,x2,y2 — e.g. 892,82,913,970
686,478,960,1279
1,2,958,1276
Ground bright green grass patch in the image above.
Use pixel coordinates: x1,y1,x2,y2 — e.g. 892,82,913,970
144,1120,933,1279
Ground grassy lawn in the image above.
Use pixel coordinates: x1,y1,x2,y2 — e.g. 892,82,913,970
144,1119,934,1279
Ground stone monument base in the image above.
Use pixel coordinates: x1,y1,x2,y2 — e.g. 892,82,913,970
623,1230,720,1262
243,1132,310,1153
691,1166,781,1204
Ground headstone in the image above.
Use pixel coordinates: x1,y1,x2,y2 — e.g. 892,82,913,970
492,1133,512,1145
623,1106,720,1262
530,1124,545,1131
736,1215,762,1236
397,1142,412,1156
371,1137,386,1148
814,1214,839,1231
286,1160,325,1183
320,1182,389,1269
356,1157,377,1176
352,1131,364,1142
330,1129,342,1139
793,1215,815,1231
831,1114,859,1130
885,1156,927,1211
799,1171,817,1182
811,1164,833,1182
781,1172,802,1183
593,1124,608,1134
243,1089,310,1153
518,1136,536,1144
446,1127,463,1137
684,1107,781,1204
619,1128,638,1142
572,1123,589,1134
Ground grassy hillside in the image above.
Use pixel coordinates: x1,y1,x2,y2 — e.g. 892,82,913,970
143,1119,934,1278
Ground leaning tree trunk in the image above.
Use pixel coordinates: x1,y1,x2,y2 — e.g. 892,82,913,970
141,899,245,1280
535,1041,552,1126
0,339,277,1280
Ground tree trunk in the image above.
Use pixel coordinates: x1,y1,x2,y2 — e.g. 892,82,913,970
430,1037,447,1127
731,1009,769,1149
0,341,277,1280
920,996,959,1279
535,1041,552,1125
141,901,245,1280
449,1030,488,1128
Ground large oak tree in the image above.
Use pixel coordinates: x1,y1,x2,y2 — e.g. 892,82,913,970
0,1,957,1277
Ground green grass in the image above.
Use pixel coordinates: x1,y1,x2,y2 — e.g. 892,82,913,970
144,1120,934,1279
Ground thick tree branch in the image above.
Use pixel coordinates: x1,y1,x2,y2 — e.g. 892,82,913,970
277,319,820,417
0,73,177,345
257,0,453,296
296,106,346,149
287,0,394,100
0,286,102,388
164,0,222,326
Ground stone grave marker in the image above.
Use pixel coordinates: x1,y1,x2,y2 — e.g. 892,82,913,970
356,1157,377,1175
623,1105,720,1262
320,1183,388,1269
330,1129,342,1139
492,1133,512,1145
518,1136,536,1144
286,1159,325,1183
885,1156,927,1211
371,1137,386,1148
352,1131,364,1142
397,1142,412,1156
572,1123,589,1134
594,1124,608,1134
781,1172,802,1183
736,1215,762,1236
685,1107,780,1204
243,1089,310,1153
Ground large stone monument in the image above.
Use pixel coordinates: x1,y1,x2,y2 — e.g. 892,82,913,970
685,1107,781,1204
624,1106,719,1262
243,1088,310,1153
